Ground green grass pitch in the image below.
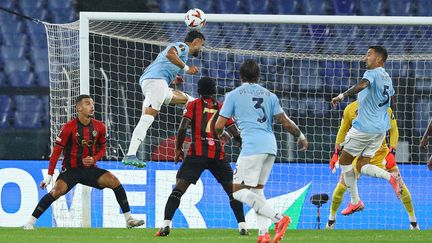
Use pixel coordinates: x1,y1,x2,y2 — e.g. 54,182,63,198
1,228,430,243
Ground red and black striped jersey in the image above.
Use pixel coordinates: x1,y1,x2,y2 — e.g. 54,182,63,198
183,97,235,160
48,118,106,174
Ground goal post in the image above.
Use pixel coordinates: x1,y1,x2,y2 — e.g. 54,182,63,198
44,13,432,229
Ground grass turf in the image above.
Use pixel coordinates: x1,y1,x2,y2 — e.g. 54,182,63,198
0,228,430,243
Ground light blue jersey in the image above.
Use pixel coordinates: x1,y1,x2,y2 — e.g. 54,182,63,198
352,67,395,134
220,83,284,156
140,42,189,85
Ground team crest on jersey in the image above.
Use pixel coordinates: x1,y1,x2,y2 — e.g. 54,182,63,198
179,44,186,52
183,108,188,115
92,130,97,137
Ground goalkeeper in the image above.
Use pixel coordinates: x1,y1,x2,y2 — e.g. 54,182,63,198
326,100,418,230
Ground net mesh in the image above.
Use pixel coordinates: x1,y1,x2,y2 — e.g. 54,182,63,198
44,18,432,229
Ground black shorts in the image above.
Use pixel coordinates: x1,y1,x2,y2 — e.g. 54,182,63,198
176,156,233,185
57,167,109,193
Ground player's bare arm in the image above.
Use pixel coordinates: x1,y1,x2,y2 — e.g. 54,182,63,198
166,47,198,74
227,124,242,146
274,112,308,151
175,117,191,163
215,116,229,137
331,79,370,108
420,119,432,149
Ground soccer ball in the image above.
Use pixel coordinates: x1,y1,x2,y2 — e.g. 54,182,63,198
184,8,206,30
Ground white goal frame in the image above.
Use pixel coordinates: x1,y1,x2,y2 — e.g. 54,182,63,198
76,12,432,228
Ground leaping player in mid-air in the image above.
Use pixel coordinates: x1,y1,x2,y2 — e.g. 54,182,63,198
123,30,205,167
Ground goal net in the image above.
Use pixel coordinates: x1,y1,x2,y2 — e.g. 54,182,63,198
44,13,432,230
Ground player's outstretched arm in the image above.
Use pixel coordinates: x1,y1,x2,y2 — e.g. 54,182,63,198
175,118,190,163
420,119,432,150
331,79,370,108
274,112,307,151
166,47,198,75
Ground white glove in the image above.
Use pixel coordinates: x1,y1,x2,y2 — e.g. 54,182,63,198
332,161,340,174
40,175,53,189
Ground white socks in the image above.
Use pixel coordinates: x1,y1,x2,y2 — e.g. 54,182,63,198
238,222,247,231
233,188,283,224
341,164,360,205
250,188,270,235
27,216,37,225
127,114,155,156
163,220,171,228
360,164,391,181
124,211,131,221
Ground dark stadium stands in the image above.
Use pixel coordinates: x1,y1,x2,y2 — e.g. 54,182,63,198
0,0,76,133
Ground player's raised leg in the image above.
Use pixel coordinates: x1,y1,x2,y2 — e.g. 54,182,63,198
96,170,144,228
165,88,195,106
123,79,165,167
357,150,403,198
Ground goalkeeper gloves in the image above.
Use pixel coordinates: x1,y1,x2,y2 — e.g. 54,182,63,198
385,147,396,170
40,174,53,189
330,148,340,174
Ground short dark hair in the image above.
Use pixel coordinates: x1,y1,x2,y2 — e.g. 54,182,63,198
185,30,205,43
198,76,216,96
369,45,388,62
76,94,92,105
240,59,260,83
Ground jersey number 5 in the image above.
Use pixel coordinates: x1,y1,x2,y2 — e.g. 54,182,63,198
253,97,267,123
203,108,217,133
378,85,390,107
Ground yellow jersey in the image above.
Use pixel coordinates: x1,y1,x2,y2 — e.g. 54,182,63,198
335,100,398,149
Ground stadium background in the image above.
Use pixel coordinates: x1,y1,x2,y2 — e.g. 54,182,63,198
0,0,432,230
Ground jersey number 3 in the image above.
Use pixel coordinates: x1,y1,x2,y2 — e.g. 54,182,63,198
253,97,267,123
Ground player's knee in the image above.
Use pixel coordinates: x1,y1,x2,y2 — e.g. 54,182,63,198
50,187,65,199
233,183,247,193
143,107,159,117
100,172,121,189
175,179,190,192
163,89,174,105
